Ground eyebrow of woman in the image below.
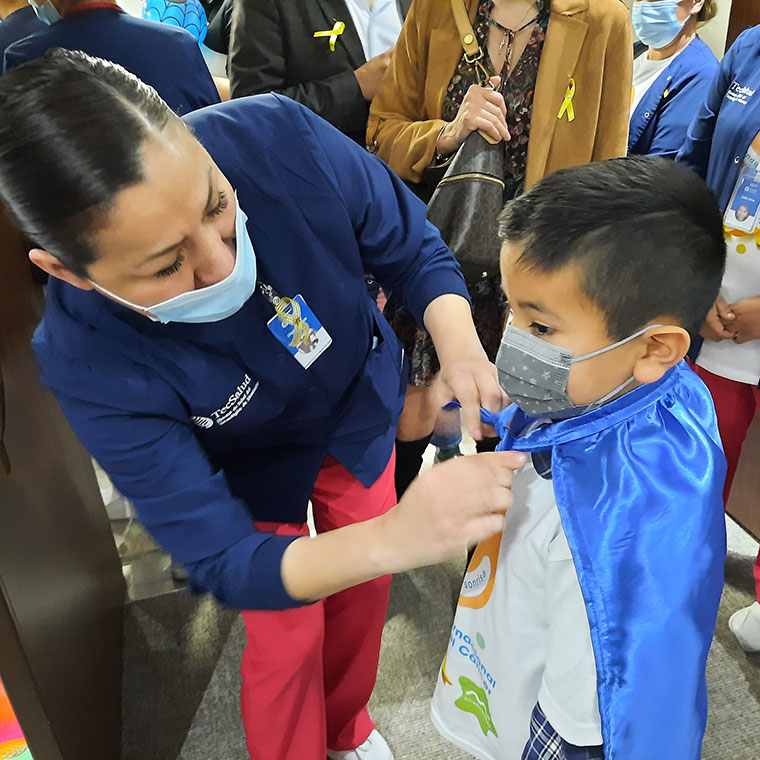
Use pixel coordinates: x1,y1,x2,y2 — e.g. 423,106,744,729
134,167,218,269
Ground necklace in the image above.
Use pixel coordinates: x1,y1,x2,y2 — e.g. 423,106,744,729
489,3,539,72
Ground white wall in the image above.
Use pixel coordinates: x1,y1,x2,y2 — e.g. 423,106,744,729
119,0,142,18
700,0,733,57
621,0,733,58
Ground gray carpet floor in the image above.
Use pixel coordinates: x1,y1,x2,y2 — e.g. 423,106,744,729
123,520,760,760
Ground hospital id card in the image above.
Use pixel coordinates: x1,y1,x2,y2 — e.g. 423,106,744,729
725,166,760,233
267,294,332,369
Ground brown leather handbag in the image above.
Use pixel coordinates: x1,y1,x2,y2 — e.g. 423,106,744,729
425,0,506,284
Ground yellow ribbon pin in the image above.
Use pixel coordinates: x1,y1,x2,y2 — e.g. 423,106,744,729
557,78,576,122
314,20,346,52
274,297,312,347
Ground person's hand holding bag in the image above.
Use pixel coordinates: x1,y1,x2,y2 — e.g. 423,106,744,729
436,75,510,157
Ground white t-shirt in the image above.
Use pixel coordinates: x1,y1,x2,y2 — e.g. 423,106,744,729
631,49,680,115
430,462,601,760
697,136,760,385
343,0,402,60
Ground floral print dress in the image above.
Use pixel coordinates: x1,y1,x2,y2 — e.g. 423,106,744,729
385,0,550,386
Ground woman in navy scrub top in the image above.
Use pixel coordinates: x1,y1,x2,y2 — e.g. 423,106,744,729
0,51,523,760
678,24,760,658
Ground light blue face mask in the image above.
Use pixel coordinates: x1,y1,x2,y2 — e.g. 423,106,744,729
92,193,257,324
27,0,62,24
632,0,687,49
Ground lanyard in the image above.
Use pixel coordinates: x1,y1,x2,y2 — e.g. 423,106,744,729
258,282,313,347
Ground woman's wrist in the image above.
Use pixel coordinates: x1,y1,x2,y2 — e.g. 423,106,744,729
281,516,395,603
424,294,486,367
435,123,460,161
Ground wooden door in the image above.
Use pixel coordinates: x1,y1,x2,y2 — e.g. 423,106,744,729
0,208,125,760
726,0,760,51
727,414,760,540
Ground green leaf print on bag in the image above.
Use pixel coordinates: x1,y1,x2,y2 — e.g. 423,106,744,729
455,676,498,737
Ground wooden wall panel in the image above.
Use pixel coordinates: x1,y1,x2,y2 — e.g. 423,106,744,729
727,414,760,540
0,208,124,760
726,0,760,50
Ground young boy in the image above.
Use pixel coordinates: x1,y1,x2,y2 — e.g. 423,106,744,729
431,157,728,760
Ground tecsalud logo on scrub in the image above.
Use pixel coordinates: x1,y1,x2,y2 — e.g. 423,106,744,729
191,373,259,428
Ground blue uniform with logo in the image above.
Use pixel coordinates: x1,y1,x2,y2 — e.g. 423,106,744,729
3,5,218,114
678,25,760,208
31,95,468,610
629,37,718,159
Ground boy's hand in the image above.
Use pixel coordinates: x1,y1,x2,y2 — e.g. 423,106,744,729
376,452,526,572
701,296,737,341
730,297,760,343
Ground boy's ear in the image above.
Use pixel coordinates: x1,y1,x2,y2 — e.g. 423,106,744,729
632,325,691,385
28,249,94,291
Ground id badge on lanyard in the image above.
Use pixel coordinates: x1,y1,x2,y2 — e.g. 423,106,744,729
725,165,760,233
259,283,332,369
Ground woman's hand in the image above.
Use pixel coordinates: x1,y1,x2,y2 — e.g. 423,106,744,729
436,75,510,157
423,294,509,439
430,358,507,440
355,47,395,101
281,451,526,602
730,297,760,344
700,295,737,342
375,451,525,568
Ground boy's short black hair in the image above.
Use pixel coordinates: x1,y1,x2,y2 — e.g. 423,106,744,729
497,156,726,340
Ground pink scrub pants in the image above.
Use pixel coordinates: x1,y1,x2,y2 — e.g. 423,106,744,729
241,452,396,759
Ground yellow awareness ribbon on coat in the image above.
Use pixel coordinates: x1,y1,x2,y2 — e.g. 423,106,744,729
557,78,576,122
274,297,312,347
313,20,346,52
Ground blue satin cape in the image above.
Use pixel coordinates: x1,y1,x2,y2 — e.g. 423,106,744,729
481,362,726,759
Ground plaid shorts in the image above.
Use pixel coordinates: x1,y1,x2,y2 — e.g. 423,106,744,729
521,703,604,760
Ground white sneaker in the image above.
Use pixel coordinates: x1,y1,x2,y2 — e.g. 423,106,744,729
729,601,760,652
326,729,394,760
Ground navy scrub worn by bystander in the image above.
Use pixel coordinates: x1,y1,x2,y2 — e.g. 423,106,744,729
678,24,760,653
628,0,719,159
0,0,45,61
4,0,219,112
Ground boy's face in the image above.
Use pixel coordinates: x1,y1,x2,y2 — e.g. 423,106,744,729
500,243,651,407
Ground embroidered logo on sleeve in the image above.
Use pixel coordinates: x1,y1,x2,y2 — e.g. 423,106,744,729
727,81,756,106
191,373,259,428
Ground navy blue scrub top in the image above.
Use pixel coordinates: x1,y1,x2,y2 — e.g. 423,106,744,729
32,95,469,610
678,25,760,210
629,37,718,160
0,6,45,62
3,4,219,114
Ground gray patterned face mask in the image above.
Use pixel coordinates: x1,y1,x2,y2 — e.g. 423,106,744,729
495,323,662,419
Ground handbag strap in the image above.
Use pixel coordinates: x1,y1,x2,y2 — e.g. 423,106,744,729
449,0,500,145
450,0,490,86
